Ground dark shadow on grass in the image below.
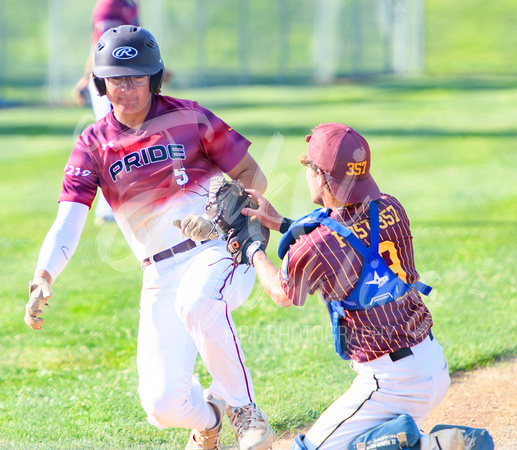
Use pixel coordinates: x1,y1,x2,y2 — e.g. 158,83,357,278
238,124,517,138
451,351,517,373
199,94,374,111
361,128,517,139
0,124,78,137
413,220,517,227
196,75,517,110
370,75,517,92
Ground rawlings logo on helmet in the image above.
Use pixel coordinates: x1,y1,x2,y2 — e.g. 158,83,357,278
112,46,138,60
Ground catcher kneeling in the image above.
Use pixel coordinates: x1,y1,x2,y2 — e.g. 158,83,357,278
205,124,494,450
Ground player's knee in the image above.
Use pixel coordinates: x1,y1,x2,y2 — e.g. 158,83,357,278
143,392,196,429
175,298,202,331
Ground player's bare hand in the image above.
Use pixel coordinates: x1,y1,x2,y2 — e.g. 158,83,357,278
241,190,284,232
25,278,53,330
173,213,218,241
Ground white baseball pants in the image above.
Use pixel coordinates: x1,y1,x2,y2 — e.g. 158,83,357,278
303,334,450,449
136,239,256,430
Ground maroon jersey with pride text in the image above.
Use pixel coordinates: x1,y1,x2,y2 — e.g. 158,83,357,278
59,95,250,261
279,195,433,362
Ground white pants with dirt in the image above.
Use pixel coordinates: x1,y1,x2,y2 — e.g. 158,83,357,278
303,334,450,449
137,239,256,430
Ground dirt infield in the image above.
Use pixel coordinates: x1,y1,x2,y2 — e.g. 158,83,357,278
272,356,517,449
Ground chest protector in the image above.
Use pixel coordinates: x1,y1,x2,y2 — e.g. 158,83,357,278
278,201,431,360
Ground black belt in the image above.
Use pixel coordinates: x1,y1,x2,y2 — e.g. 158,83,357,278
142,239,208,267
389,329,434,362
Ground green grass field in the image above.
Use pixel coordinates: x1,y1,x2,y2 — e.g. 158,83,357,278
1,77,516,449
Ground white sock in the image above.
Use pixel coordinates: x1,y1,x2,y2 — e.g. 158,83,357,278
205,404,218,430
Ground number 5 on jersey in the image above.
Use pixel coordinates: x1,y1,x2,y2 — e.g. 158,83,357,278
174,168,189,186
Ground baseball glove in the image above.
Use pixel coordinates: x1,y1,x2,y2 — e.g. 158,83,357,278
205,176,269,265
226,217,269,265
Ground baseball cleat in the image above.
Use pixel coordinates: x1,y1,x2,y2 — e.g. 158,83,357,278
185,391,226,450
227,402,275,450
420,427,466,450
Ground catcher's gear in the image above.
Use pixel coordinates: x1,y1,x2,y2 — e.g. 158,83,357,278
25,278,53,330
349,414,421,450
205,176,269,265
172,213,218,241
92,25,164,95
205,176,259,237
226,217,269,265
427,424,494,450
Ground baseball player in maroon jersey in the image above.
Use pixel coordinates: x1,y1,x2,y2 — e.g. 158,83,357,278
72,0,140,224
241,123,470,449
26,25,274,450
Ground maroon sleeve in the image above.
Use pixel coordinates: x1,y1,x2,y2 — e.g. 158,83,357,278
195,103,251,173
279,236,319,306
58,138,99,208
279,227,363,307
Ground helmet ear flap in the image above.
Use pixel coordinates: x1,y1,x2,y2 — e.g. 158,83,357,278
150,69,164,94
93,76,107,96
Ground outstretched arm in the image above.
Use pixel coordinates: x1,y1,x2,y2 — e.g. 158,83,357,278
25,201,89,330
251,250,293,308
239,189,294,306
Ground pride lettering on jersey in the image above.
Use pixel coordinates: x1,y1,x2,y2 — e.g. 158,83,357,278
109,144,186,182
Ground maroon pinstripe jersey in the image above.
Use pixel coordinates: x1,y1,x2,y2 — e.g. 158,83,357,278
279,194,433,362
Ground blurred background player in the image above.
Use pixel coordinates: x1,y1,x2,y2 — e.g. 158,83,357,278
26,25,274,450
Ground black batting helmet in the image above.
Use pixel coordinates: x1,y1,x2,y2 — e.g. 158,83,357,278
92,25,164,95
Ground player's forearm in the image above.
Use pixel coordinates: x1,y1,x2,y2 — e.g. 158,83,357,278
252,251,293,308
35,202,88,281
235,168,267,194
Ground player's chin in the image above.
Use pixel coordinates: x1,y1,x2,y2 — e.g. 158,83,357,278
117,97,139,106
311,193,324,206
116,101,142,113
